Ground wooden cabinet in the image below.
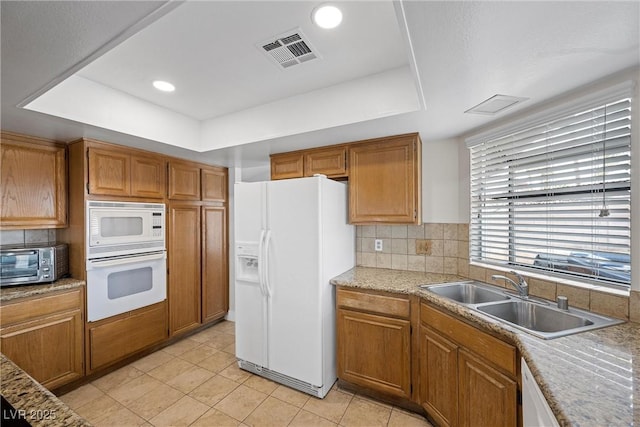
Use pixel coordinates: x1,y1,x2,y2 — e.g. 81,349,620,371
168,162,201,200
0,132,67,228
420,302,518,427
202,168,228,202
202,206,228,322
0,288,83,389
336,287,412,399
304,146,348,178
349,134,421,224
88,146,165,198
270,152,304,180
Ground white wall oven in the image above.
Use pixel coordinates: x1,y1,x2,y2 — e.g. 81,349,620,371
86,201,166,322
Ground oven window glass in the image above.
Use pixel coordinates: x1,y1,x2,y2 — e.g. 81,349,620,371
0,252,38,279
107,267,153,299
101,217,144,237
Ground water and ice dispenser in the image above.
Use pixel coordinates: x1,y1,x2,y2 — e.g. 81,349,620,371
236,242,259,283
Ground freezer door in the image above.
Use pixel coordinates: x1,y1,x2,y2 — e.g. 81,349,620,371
234,182,268,367
265,178,323,386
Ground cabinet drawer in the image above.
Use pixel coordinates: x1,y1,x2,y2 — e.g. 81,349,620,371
337,288,410,319
1,288,82,325
89,301,167,370
421,303,516,376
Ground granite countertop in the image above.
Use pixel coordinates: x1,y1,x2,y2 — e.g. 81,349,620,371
331,266,638,427
0,278,85,302
1,354,90,427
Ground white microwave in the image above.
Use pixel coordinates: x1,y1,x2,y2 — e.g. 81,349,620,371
86,201,165,259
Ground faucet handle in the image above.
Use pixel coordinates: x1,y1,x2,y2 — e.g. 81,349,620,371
510,270,527,285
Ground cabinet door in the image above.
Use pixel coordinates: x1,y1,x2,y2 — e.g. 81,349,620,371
168,204,202,335
420,327,458,427
337,309,411,399
349,135,420,224
168,163,200,200
202,206,228,323
202,168,228,202
0,136,67,228
458,349,517,427
270,152,304,180
304,146,348,178
88,147,131,196
0,309,83,389
131,154,165,198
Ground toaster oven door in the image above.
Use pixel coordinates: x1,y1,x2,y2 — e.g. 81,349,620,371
0,250,39,285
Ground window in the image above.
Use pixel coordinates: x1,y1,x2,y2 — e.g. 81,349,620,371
467,88,632,290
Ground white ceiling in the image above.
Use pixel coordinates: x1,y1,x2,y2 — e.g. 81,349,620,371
1,1,639,168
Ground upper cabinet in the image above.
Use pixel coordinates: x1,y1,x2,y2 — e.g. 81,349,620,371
88,145,165,199
168,161,228,202
349,134,421,224
269,133,421,224
0,132,67,229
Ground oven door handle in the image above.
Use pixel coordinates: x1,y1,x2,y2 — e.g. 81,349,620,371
87,251,166,269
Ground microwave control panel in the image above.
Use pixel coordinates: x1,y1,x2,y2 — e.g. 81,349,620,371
152,212,164,237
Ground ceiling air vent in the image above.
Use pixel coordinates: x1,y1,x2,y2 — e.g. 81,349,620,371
465,94,529,115
258,29,320,69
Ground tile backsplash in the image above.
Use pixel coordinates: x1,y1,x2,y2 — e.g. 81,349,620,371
0,229,57,246
355,223,633,322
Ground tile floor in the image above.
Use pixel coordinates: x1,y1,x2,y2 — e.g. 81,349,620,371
60,321,433,427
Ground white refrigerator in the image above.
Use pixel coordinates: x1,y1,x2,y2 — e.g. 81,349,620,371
234,176,354,398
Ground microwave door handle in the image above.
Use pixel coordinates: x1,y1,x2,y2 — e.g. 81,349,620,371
3,251,37,257
87,252,166,269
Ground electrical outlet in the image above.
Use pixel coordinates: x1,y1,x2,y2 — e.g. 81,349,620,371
374,239,383,252
416,239,431,255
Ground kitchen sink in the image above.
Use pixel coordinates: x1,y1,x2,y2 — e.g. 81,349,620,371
421,281,624,339
421,281,510,304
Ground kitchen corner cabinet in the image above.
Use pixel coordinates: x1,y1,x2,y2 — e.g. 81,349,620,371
0,132,67,228
420,303,517,427
349,134,421,224
336,287,412,399
87,146,165,198
0,288,83,389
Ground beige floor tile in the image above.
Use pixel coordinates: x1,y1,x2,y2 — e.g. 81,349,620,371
387,408,433,427
221,342,237,354
189,327,222,343
147,357,195,383
331,382,354,397
271,385,310,408
92,365,144,393
74,394,121,424
302,389,352,424
213,321,236,335
214,384,268,422
243,375,279,395
166,365,215,394
205,332,236,350
219,363,252,383
59,383,105,410
289,409,338,427
130,350,175,373
126,382,184,420
354,393,393,409
198,351,237,373
178,344,219,364
189,374,240,406
91,405,147,427
162,338,201,356
149,395,209,426
339,396,392,427
244,396,300,427
107,374,164,406
191,408,242,427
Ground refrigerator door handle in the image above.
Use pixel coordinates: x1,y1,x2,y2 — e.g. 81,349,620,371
258,229,266,296
263,229,273,297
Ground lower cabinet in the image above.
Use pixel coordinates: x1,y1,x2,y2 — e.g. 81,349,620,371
0,288,83,389
336,287,412,400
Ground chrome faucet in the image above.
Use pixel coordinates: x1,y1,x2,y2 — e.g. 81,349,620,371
491,271,529,298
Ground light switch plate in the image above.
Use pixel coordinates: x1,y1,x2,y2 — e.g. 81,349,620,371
374,239,383,251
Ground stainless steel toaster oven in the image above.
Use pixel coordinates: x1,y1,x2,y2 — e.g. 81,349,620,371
0,243,69,286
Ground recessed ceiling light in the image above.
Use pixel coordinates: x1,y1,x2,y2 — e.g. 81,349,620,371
152,80,175,92
312,4,342,29
465,94,528,115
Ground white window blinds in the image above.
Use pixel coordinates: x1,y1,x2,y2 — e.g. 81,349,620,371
468,95,632,289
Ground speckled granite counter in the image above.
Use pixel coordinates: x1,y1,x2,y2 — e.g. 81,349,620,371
1,354,90,426
332,267,637,427
0,278,85,302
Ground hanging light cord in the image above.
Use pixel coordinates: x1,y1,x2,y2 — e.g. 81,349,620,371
599,104,610,217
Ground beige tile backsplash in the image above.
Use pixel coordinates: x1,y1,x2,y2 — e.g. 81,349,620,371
355,223,634,322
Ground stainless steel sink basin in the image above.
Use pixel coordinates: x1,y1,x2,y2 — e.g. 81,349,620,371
421,281,624,339
421,281,510,304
